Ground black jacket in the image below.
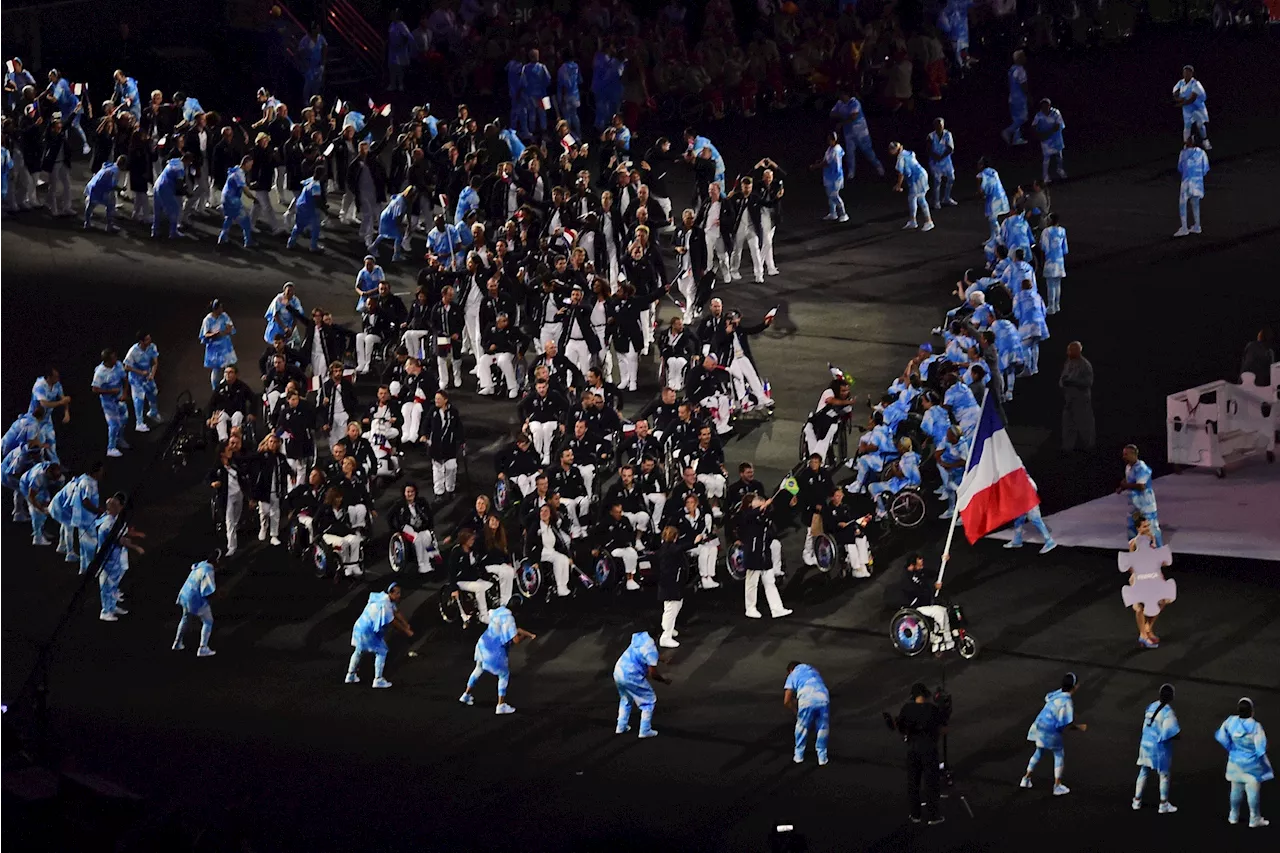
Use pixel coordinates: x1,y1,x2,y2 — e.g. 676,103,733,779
209,379,255,417
656,541,688,602
425,404,462,460
319,377,359,429
250,451,292,501
388,496,435,532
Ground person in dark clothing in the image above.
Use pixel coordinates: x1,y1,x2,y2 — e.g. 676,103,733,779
656,525,689,648
891,682,948,825
898,552,936,607
445,528,493,625
1241,328,1274,386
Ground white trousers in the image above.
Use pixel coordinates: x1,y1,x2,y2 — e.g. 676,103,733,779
347,504,369,529
456,579,492,622
917,604,954,652
47,162,72,215
610,546,639,576
432,458,458,496
745,568,785,616
512,473,538,499
688,543,718,580
485,563,516,604
355,333,381,373
528,421,558,464
730,222,763,281
478,352,518,396
437,351,464,388
225,488,244,553
575,464,598,497
403,330,430,360
542,548,572,595
213,410,244,441
664,356,688,391
701,393,733,433
660,599,683,642
565,340,592,379
728,358,769,405
760,210,778,274
322,533,362,568
401,401,424,442
804,422,838,461
404,526,439,569
697,473,726,499
642,495,666,530
844,538,871,573
622,511,650,538
617,350,638,391
463,305,482,359
707,232,730,279
251,196,281,232
257,496,280,537
677,271,698,324
561,495,590,531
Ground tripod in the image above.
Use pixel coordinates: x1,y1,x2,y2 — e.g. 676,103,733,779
936,658,974,819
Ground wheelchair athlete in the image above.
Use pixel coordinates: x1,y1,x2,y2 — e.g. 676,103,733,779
847,410,897,493
822,486,872,577
899,553,954,654
285,467,327,552
313,487,364,577
387,482,441,573
360,384,403,480
868,437,921,521
445,529,493,625
593,502,642,591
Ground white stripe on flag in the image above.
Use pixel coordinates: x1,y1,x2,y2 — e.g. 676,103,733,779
956,427,1025,512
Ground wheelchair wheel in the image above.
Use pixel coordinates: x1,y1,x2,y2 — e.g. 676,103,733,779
813,533,839,574
211,494,225,533
723,543,748,582
388,532,410,573
958,634,980,660
312,542,335,578
889,490,927,529
592,554,619,589
438,585,477,624
890,607,932,657
288,518,310,558
493,478,511,514
484,582,503,612
516,558,544,600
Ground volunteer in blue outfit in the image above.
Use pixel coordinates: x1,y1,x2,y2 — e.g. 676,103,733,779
784,661,831,766
218,155,255,248
890,142,933,232
287,165,325,252
829,90,883,179
199,299,239,390
1032,98,1067,183
374,185,415,262
122,331,161,433
48,462,102,568
112,70,141,122
29,367,71,422
1215,697,1272,828
1003,50,1029,146
976,158,1009,243
297,22,328,104
173,552,220,657
1117,444,1161,546
1020,672,1088,796
1039,213,1069,314
520,49,551,137
93,493,145,622
1174,137,1209,237
927,118,956,209
152,155,187,239
18,460,62,545
460,606,536,714
91,349,130,458
346,583,414,689
1133,683,1180,814
83,156,125,231
613,631,669,738
556,52,582,138
816,132,847,223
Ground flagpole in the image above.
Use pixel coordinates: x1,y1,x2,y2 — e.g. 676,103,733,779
934,388,991,590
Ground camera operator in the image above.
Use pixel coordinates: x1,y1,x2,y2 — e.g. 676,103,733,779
889,682,948,826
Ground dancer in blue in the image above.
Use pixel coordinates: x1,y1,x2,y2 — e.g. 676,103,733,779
1012,278,1049,377
868,437,921,520
199,299,238,390
287,165,326,252
264,282,303,345
1174,137,1208,237
1171,65,1209,149
1020,672,1087,795
784,661,831,766
1003,50,1029,146
375,185,415,261
174,552,221,657
1039,213,1068,314
459,605,536,714
29,367,70,422
976,158,1010,243
829,91,883,179
614,631,670,738
83,156,125,232
18,460,62,546
152,156,186,239
346,583,414,689
684,129,727,188
354,256,385,311
122,331,161,433
1032,98,1067,183
218,155,254,248
927,118,956,209
48,462,102,568
91,349,129,458
93,493,146,622
1133,683,1180,814
2,445,41,522
556,52,582,138
935,425,969,521
111,70,141,122
889,142,934,231
1118,444,1161,546
815,132,847,223
1215,697,1272,827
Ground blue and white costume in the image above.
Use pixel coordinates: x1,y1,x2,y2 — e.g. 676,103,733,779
1134,697,1180,808
93,510,129,618
200,310,238,388
869,450,921,517
113,75,141,121
822,143,846,221
1039,223,1068,314
1176,145,1209,235
1011,285,1050,377
688,134,726,188
944,380,981,437
521,59,551,135
298,32,328,102
614,631,661,737
895,148,931,229
927,128,955,207
1025,688,1074,784
1007,478,1055,552
375,190,412,261
464,606,519,709
829,97,882,178
18,461,62,542
355,262,385,312
218,165,252,247
1032,106,1066,182
557,60,582,137
1172,76,1208,144
3,409,56,463
505,58,527,136
83,161,121,230
174,560,217,654
937,433,970,519
499,127,525,163
123,340,160,428
786,663,831,764
1005,62,1029,144
1000,211,1033,263
1216,705,1273,826
152,157,186,238
264,291,304,345
937,0,972,65
1125,459,1161,546
91,359,128,454
849,421,895,491
346,590,398,686
453,184,478,227
427,226,459,269
2,446,39,521
591,51,623,131
991,317,1025,399
49,472,98,568
977,166,1009,242
287,174,324,251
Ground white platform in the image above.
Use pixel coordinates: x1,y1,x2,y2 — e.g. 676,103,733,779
987,461,1280,560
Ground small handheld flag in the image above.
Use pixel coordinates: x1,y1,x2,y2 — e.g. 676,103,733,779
562,133,576,148
5,60,15,74
334,99,345,114
367,97,375,110
765,307,778,321
780,475,800,496
73,83,83,96
323,142,335,157
540,96,551,110
380,103,392,117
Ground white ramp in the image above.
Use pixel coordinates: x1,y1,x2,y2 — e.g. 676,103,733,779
987,462,1280,560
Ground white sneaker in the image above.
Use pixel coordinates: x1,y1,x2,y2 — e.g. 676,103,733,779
944,199,958,206
172,640,185,651
459,693,473,705
106,448,123,458
1053,783,1071,796
372,677,392,689
818,755,829,766
939,510,954,520
1019,777,1032,789
33,535,52,546
1158,802,1178,814
495,703,516,715
772,608,793,618
616,724,631,734
701,579,720,590
1173,227,1190,237
1132,798,1142,811
1249,817,1269,828
197,647,216,657
135,423,150,433
258,529,268,542
1189,225,1201,234
1202,140,1212,150
851,568,871,578
822,213,837,221
745,609,763,619
626,579,640,591
99,611,118,622
112,607,129,616
1039,541,1058,555
659,636,680,649
557,588,571,597
1229,812,1240,825
802,554,818,566
903,221,918,230
1003,540,1023,549
793,754,805,764
270,536,282,547
638,729,659,739
837,214,849,223
345,672,360,684
921,221,935,232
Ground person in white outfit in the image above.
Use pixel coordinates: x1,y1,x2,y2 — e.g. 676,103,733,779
533,503,574,597
699,182,732,282
398,359,430,444
678,493,720,590
754,160,784,276
727,176,764,283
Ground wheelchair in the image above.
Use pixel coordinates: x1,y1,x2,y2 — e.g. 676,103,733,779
882,488,927,529
722,543,749,582
387,529,443,574
437,582,503,626
514,554,603,603
310,532,366,580
798,414,858,468
287,512,313,557
890,602,979,660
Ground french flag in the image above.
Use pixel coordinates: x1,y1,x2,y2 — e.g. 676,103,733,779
955,391,1040,544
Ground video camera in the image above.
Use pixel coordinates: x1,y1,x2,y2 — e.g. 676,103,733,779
162,391,206,469
881,684,952,736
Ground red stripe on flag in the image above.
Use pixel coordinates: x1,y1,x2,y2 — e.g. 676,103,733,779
960,468,1040,544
